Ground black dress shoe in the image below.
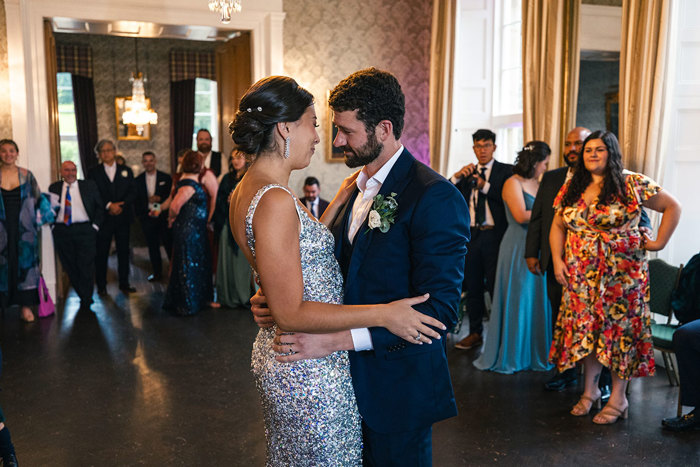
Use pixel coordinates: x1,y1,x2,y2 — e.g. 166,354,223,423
2,452,18,467
147,274,161,282
662,409,700,432
544,368,578,391
119,285,137,294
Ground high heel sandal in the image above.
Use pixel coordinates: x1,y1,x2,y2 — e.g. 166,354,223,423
593,402,629,425
570,393,602,416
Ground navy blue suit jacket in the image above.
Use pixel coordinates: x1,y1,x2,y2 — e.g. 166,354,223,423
330,149,470,433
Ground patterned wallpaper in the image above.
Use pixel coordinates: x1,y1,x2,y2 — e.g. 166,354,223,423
0,0,12,137
55,33,217,174
283,0,433,196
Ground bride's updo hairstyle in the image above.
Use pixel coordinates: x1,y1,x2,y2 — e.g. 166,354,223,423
230,76,314,160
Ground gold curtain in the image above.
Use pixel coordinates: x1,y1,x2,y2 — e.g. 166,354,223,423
522,0,580,168
428,0,456,175
619,0,671,182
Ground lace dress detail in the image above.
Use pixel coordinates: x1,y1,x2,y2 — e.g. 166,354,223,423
245,184,361,466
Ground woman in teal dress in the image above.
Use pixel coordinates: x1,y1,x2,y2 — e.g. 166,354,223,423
213,149,253,308
0,139,54,322
474,141,553,373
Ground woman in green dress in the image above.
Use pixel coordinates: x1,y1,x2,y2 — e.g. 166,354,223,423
214,149,253,308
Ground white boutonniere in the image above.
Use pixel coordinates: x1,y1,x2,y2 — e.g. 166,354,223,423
121,170,128,178
366,192,398,234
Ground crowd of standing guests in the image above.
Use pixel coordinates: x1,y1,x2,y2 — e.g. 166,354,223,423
451,126,682,426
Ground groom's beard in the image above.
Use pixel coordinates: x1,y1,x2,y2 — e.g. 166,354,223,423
343,131,383,168
564,150,579,168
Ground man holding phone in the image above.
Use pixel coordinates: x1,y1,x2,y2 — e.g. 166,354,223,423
135,151,172,281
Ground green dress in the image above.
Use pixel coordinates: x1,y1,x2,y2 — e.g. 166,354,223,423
214,173,253,308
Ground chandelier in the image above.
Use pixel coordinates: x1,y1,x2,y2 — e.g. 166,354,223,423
208,0,242,24
121,39,158,136
122,72,158,135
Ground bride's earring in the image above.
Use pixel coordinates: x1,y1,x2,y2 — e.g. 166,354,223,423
284,136,290,159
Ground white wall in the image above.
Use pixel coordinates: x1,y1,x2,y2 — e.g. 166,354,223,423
658,0,700,267
4,0,285,296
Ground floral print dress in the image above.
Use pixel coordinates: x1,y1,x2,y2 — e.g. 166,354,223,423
549,172,660,379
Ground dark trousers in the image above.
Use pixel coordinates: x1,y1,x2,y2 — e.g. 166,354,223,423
674,319,700,407
96,215,131,289
464,228,500,336
139,214,172,277
53,222,96,304
362,421,432,467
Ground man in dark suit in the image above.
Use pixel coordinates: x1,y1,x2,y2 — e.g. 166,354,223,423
135,151,172,281
299,176,329,219
88,139,136,294
256,68,470,465
452,129,513,350
196,129,224,177
49,161,103,309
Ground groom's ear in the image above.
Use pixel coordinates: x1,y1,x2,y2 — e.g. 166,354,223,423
376,120,394,142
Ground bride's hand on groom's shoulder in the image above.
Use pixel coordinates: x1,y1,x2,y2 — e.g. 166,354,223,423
251,290,275,328
382,294,446,345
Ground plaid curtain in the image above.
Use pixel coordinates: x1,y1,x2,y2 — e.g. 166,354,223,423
169,50,216,82
56,44,93,78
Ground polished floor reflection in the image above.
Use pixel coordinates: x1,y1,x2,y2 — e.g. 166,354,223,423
1,249,698,465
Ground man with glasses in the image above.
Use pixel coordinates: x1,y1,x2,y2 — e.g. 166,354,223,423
451,129,513,350
88,139,136,295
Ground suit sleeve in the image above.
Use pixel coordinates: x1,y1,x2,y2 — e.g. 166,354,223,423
88,180,104,228
525,173,546,259
123,168,136,207
368,181,470,358
485,163,512,202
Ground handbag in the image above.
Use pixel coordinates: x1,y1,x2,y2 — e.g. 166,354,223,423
38,275,55,318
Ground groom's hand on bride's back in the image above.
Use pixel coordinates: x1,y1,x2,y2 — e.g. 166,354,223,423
250,290,275,328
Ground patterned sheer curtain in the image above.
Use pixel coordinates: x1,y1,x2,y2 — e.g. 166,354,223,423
169,50,216,171
522,0,580,168
56,44,98,173
619,0,673,182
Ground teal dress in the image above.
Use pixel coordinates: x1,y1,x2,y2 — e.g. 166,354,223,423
473,191,553,374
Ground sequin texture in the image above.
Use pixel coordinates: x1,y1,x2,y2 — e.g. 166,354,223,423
246,184,362,466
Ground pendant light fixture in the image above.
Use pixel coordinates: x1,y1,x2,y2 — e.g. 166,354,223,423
121,38,158,135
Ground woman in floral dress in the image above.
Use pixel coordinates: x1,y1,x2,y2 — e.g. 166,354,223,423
549,131,681,424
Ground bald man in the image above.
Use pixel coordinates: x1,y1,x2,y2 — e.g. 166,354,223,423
49,161,104,309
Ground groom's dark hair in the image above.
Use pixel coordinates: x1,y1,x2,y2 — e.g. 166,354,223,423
329,68,405,140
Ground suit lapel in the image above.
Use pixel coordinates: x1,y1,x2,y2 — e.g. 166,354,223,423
331,187,359,261
345,149,415,284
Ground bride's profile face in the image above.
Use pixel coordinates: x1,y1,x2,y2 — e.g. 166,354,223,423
290,105,320,168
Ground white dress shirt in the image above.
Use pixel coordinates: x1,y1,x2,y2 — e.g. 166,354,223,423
349,145,404,351
104,161,117,182
306,198,320,218
57,182,91,225
468,158,495,227
145,171,157,198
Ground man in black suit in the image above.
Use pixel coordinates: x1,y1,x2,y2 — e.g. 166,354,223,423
88,139,136,294
300,176,330,219
135,151,172,281
196,129,224,177
49,161,103,308
452,129,513,350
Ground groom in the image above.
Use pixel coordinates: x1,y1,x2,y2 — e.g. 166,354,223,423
254,68,470,465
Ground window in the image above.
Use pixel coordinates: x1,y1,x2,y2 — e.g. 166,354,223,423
56,72,83,178
492,0,523,163
192,78,219,151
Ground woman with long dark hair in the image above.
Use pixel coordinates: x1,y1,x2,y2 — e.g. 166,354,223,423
550,131,681,424
474,141,553,373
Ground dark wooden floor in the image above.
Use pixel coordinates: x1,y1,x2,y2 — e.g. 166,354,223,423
1,249,697,466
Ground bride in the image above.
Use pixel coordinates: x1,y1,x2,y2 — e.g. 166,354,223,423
228,76,444,466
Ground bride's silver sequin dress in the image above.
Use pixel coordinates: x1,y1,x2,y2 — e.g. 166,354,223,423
246,184,361,466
